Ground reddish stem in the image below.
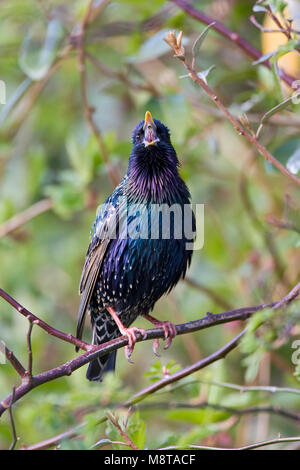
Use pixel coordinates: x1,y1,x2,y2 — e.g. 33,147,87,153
172,0,299,89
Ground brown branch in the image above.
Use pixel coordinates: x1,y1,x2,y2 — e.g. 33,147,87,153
135,401,300,424
0,288,90,352
0,281,299,418
127,328,247,405
249,15,300,35
8,387,17,451
167,295,202,362
250,14,286,34
162,435,300,451
267,215,300,235
3,345,26,379
191,98,300,128
106,412,139,450
171,0,299,90
252,7,300,58
21,423,85,450
0,299,274,417
199,380,300,396
127,281,300,405
273,281,300,310
164,31,300,188
26,321,33,380
0,198,53,239
28,399,300,450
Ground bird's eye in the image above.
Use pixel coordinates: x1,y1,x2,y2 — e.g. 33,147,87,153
136,130,144,141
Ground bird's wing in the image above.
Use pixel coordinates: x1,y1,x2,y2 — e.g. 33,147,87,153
76,178,127,345
76,237,110,344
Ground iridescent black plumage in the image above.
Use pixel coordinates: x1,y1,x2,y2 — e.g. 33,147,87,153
77,113,194,381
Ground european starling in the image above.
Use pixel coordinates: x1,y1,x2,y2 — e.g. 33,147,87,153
76,111,195,381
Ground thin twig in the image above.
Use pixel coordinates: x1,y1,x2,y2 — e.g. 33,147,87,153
273,281,300,310
0,288,90,352
127,328,247,405
167,294,202,362
267,215,300,235
28,399,300,451
0,281,299,416
21,423,85,450
127,280,300,405
171,0,299,90
250,15,288,34
161,435,300,450
106,412,139,450
134,401,300,424
8,387,17,451
26,321,33,380
198,380,300,396
164,31,300,187
0,199,53,239
22,387,300,450
0,301,275,417
3,345,26,378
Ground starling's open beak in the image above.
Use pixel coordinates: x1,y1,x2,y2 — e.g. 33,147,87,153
143,111,159,147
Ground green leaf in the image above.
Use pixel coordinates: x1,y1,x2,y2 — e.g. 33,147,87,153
127,411,146,450
253,5,268,12
253,51,275,65
27,147,47,197
243,349,264,382
196,65,216,84
192,22,216,59
270,39,300,62
19,19,65,80
176,420,231,447
90,438,113,449
167,408,229,425
0,77,32,126
270,61,283,101
286,148,300,175
66,137,97,187
260,95,294,126
45,183,84,218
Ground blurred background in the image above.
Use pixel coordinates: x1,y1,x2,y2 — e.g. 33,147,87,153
0,0,300,450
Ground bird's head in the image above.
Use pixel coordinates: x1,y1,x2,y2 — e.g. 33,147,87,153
131,110,171,151
128,111,188,201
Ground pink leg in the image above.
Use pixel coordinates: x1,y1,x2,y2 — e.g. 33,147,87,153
143,314,177,356
107,307,147,362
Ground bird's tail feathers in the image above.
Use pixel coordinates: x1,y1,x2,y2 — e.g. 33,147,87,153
86,319,118,382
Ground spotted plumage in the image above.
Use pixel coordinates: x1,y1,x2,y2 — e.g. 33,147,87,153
76,112,195,381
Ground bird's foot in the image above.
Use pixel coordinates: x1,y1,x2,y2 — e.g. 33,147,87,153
143,315,177,356
161,321,177,350
120,326,147,363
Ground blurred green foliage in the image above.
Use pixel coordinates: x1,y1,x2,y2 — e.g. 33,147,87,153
0,0,300,450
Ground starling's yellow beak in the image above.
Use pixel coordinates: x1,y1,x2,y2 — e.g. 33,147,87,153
143,110,159,147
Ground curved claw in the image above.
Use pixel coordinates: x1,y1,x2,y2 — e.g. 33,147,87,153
125,345,134,363
162,322,177,350
145,318,177,353
121,327,147,363
153,338,161,357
